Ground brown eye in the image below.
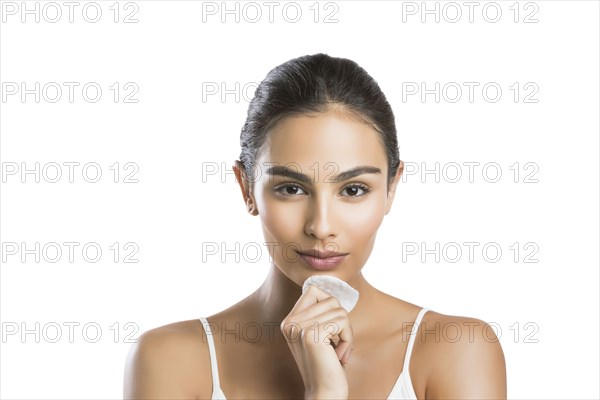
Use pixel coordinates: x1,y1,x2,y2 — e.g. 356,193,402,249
275,184,307,197
345,187,359,196
342,184,370,197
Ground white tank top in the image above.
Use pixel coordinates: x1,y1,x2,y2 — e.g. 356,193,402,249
199,307,430,399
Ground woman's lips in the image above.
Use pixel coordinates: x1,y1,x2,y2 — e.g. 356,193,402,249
297,248,348,258
296,251,348,270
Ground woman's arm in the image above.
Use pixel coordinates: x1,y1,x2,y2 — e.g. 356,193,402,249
424,317,507,399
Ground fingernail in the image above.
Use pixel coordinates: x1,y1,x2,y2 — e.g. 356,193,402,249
342,348,351,364
343,347,352,364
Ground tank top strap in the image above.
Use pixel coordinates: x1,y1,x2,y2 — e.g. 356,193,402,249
199,317,222,390
402,307,431,372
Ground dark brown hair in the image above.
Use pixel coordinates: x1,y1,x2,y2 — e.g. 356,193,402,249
238,53,400,192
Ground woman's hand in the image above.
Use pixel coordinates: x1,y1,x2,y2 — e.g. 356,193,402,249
280,284,354,399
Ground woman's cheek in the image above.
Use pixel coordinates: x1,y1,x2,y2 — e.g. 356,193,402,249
264,199,303,236
340,197,385,238
259,198,305,257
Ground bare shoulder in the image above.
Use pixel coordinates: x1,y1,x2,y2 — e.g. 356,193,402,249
123,319,211,399
416,310,507,399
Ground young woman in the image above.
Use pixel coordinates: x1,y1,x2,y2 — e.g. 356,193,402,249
123,53,507,399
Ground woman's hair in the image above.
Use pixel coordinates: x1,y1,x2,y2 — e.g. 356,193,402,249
238,53,400,193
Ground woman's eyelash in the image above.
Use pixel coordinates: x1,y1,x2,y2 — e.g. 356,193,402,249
274,183,371,197
344,183,371,196
273,184,307,197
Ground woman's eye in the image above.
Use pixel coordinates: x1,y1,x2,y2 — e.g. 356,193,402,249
274,183,371,198
342,184,371,197
275,184,307,197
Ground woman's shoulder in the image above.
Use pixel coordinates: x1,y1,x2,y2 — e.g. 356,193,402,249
136,318,207,344
133,319,208,357
385,296,499,346
413,308,507,398
417,308,503,350
123,319,211,399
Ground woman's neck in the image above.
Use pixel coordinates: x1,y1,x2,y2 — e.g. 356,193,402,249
243,263,384,340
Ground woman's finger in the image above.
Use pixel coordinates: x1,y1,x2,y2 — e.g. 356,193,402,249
287,284,334,315
289,296,341,322
293,307,354,363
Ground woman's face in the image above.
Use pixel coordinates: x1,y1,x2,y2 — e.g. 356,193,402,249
241,108,401,286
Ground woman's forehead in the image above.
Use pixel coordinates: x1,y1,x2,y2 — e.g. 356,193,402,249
261,111,387,167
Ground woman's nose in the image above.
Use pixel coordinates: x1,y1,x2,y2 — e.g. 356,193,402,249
304,195,337,240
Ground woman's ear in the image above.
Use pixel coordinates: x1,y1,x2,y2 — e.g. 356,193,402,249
385,160,404,215
233,160,259,216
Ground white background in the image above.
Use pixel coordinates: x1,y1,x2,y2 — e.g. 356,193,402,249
1,1,598,398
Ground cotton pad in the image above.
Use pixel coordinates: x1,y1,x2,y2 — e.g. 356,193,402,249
302,275,360,313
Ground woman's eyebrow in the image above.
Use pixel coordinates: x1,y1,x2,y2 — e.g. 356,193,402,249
265,165,381,184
